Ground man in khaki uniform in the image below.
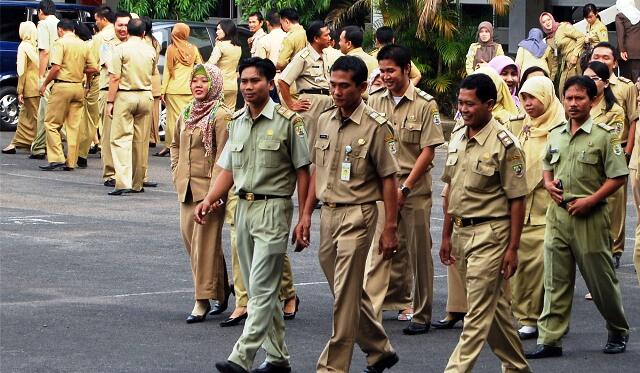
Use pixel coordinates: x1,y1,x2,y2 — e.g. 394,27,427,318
339,26,378,77
367,44,444,335
631,118,640,284
106,19,156,195
370,26,421,86
279,21,334,130
247,12,266,57
254,10,287,65
590,42,639,265
30,0,59,160
38,19,97,171
526,76,630,359
275,8,306,71
440,73,531,372
295,56,400,373
194,57,310,373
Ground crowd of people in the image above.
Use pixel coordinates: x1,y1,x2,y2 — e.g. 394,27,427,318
2,0,640,372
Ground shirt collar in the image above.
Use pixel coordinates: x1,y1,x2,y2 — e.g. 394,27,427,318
254,28,266,38
609,73,620,85
307,44,322,61
464,117,496,145
245,98,276,124
330,101,366,126
560,117,593,134
385,82,416,103
347,47,364,56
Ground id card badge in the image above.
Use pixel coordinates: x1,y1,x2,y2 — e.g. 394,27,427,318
341,161,351,181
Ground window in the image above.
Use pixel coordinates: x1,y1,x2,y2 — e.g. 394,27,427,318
189,27,213,61
0,7,27,42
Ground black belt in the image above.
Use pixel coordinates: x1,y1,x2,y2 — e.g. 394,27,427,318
299,88,330,95
237,192,290,201
323,201,375,208
452,216,503,227
54,79,80,84
119,89,151,92
100,88,109,91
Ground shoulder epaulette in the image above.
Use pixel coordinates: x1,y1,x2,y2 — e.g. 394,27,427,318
369,86,386,95
366,109,388,126
509,114,526,122
275,104,296,120
232,107,246,120
299,49,310,59
451,123,465,133
497,130,514,148
414,87,434,101
618,76,632,84
321,105,337,114
549,121,566,131
596,122,615,132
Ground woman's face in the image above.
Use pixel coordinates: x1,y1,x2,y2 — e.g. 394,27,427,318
541,15,553,31
521,92,545,119
585,12,597,25
216,24,225,40
500,65,519,92
479,27,491,42
584,67,607,96
191,74,209,100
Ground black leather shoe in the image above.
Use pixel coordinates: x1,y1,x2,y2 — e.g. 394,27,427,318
39,162,65,171
603,334,628,354
29,153,46,159
220,311,247,327
126,188,144,193
215,360,248,373
431,312,465,329
186,304,211,324
108,189,130,196
525,344,562,359
363,352,399,373
517,328,538,340
283,295,299,320
63,166,74,171
143,181,158,187
613,253,621,269
210,285,234,315
77,157,87,168
88,145,99,154
2,147,16,154
103,179,116,187
251,361,291,373
403,322,429,335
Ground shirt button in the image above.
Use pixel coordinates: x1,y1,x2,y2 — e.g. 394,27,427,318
327,184,332,190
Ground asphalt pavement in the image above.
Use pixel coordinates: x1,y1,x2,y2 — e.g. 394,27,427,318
1,131,638,372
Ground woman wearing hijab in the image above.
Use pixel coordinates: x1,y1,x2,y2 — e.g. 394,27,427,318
465,21,504,76
539,12,584,97
509,76,565,340
3,22,39,154
170,63,231,323
208,19,242,109
157,23,203,157
472,66,519,125
615,0,640,81
488,55,522,110
515,28,551,79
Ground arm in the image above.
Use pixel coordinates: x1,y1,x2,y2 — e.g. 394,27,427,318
379,175,399,260
277,79,310,112
409,61,422,86
169,117,181,174
626,120,636,158
38,50,49,78
615,16,628,60
399,146,435,207
294,169,317,250
496,44,504,56
106,73,120,118
39,64,60,96
502,197,524,279
276,38,293,71
439,184,455,265
515,48,524,71
295,166,310,220
193,169,234,224
465,44,475,75
208,45,221,65
543,169,563,204
567,177,626,216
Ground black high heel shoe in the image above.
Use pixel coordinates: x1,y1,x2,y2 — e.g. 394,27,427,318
219,311,247,327
283,295,300,320
209,284,235,315
186,303,211,324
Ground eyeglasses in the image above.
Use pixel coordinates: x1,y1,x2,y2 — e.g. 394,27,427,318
585,75,603,82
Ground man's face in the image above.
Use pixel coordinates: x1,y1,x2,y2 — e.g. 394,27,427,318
314,27,331,49
590,47,616,72
379,59,409,94
457,88,493,129
115,17,130,41
94,14,105,30
338,31,350,54
563,85,593,122
281,18,291,32
248,16,263,33
330,69,365,109
239,66,272,105
38,9,45,21
56,27,64,38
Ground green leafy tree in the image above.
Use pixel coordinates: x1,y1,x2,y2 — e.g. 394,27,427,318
119,0,216,22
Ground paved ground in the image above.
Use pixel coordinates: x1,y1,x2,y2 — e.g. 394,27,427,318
1,130,638,372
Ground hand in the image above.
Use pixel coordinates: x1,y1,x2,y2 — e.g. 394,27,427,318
292,215,311,251
84,87,90,98
544,179,563,205
501,247,518,280
397,189,406,210
567,196,595,216
18,94,24,104
584,36,590,44
39,84,47,97
378,226,398,260
289,99,311,112
107,103,114,119
620,51,629,61
193,198,214,224
569,55,578,66
439,238,456,266
160,94,166,105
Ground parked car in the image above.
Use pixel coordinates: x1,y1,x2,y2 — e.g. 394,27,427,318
0,1,95,130
151,20,251,141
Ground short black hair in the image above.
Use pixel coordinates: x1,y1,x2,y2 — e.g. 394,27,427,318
375,26,394,45
266,10,280,26
38,0,56,16
218,19,239,46
57,19,75,32
306,20,326,44
585,60,618,111
518,66,549,92
377,44,411,71
583,3,598,18
127,19,145,37
331,56,368,85
592,41,618,61
248,12,264,22
563,75,597,99
94,5,115,24
342,25,364,48
74,21,93,41
279,8,299,22
459,74,497,103
115,11,132,21
238,57,277,81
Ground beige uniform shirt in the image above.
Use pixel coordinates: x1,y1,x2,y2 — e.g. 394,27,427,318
280,45,329,92
50,33,97,83
37,14,59,55
586,19,608,47
552,22,583,65
209,40,242,93
145,36,162,97
346,47,378,77
590,98,626,139
465,42,505,75
309,101,399,204
162,49,203,95
92,24,117,89
514,46,551,77
249,28,266,56
255,28,287,65
218,99,311,195
109,36,156,91
609,74,639,143
442,118,528,218
368,84,445,195
17,44,40,97
277,24,306,68
323,47,343,73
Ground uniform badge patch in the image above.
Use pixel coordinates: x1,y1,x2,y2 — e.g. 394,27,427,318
512,163,524,177
294,122,306,138
613,143,623,156
266,129,274,136
432,110,441,126
385,134,397,154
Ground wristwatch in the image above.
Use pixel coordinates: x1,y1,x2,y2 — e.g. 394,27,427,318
399,184,411,197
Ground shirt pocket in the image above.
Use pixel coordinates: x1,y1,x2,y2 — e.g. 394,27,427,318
443,152,458,181
399,120,422,144
314,138,330,167
230,143,245,169
352,143,370,176
465,160,498,191
257,139,281,168
577,148,599,170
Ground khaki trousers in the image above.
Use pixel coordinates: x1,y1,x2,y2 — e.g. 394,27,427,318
510,224,545,327
228,198,292,371
149,96,161,145
11,96,38,148
164,94,191,149
110,91,152,190
223,89,238,111
445,219,531,373
537,204,630,347
298,94,333,133
317,204,393,372
100,91,115,181
445,251,468,314
608,184,626,254
631,168,640,285
383,250,413,310
180,199,227,300
78,77,100,159
30,81,51,155
45,82,84,167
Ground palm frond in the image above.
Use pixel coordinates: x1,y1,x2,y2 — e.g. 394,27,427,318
416,0,441,38
491,0,511,16
325,0,371,30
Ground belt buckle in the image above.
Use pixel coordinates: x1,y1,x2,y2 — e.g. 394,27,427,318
327,202,336,208
454,216,463,227
246,192,255,201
